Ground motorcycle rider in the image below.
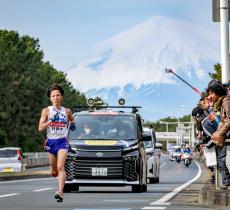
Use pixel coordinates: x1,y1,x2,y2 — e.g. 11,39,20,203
174,146,182,162
182,145,192,167
183,144,192,154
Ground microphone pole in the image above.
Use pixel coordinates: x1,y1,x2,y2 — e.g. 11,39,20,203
165,68,202,96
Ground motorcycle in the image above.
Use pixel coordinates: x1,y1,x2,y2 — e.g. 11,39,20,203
175,151,182,163
182,152,192,167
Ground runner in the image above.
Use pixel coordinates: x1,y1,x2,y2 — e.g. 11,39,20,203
38,84,74,202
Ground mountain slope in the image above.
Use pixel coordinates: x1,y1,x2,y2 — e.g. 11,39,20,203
67,16,219,120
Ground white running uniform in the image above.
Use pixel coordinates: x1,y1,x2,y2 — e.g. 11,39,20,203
46,106,69,139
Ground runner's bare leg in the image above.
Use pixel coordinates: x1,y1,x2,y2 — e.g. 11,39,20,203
57,149,68,193
48,153,58,176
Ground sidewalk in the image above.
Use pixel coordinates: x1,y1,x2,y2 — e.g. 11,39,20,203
172,159,230,208
0,169,50,181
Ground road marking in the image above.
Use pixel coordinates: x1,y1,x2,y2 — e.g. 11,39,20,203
73,209,131,210
0,177,54,184
142,207,166,210
148,187,171,190
150,161,201,205
150,203,171,205
0,193,20,198
104,199,149,202
159,162,166,168
33,188,53,192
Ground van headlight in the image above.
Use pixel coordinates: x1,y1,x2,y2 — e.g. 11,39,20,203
124,150,139,161
123,145,138,152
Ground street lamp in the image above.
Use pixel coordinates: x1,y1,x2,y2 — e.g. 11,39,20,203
179,105,195,147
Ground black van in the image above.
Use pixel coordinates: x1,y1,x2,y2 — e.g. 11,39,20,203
64,105,150,193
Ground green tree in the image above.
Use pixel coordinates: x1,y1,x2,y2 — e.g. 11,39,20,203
209,63,221,81
0,30,87,151
144,115,191,132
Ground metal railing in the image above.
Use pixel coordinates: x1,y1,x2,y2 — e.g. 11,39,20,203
24,152,49,168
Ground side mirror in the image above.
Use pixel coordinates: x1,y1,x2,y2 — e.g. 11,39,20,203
141,132,152,141
155,142,163,149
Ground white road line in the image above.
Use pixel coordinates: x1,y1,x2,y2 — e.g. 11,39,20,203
0,193,20,198
148,187,171,190
142,207,166,210
33,188,53,192
150,161,201,205
73,209,131,210
150,203,171,205
104,200,149,203
0,177,54,184
159,162,166,168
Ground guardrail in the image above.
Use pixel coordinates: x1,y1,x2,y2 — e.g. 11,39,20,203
24,152,49,168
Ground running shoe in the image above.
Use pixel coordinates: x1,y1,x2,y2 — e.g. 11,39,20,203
54,191,63,202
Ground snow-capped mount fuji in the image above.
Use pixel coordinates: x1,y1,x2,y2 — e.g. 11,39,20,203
67,16,219,121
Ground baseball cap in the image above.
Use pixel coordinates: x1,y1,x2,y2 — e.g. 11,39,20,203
191,107,203,117
223,80,230,87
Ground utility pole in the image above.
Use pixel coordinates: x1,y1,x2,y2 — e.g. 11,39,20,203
212,0,230,189
220,0,230,83
213,0,230,83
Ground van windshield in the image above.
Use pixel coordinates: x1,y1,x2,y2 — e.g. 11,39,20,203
0,150,17,158
69,114,136,140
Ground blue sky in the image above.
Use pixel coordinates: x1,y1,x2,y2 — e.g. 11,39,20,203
0,0,222,120
0,0,216,71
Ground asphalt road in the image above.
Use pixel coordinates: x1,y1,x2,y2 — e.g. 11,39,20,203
0,155,222,210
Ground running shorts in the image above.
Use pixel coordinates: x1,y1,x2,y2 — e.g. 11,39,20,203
44,138,70,155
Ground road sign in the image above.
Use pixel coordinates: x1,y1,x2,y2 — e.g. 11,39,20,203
213,0,230,22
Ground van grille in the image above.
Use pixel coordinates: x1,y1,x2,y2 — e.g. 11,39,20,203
65,156,122,180
65,154,138,181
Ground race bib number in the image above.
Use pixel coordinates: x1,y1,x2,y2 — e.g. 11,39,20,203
50,122,66,135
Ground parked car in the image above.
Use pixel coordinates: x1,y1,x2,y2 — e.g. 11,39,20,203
64,102,150,193
143,127,162,184
0,147,26,172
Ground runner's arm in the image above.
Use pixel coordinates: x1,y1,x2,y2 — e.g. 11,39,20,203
38,108,51,131
66,108,74,122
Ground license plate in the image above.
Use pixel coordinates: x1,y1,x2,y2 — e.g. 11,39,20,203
3,168,13,172
92,168,107,176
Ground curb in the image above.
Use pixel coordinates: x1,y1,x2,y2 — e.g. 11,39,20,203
173,157,230,207
0,170,50,181
199,185,230,207
197,160,230,207
0,174,50,181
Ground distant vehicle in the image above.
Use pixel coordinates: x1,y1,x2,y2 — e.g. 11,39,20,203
64,100,150,193
0,147,26,172
175,151,182,163
155,142,163,158
181,152,192,167
168,145,181,161
143,127,162,184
